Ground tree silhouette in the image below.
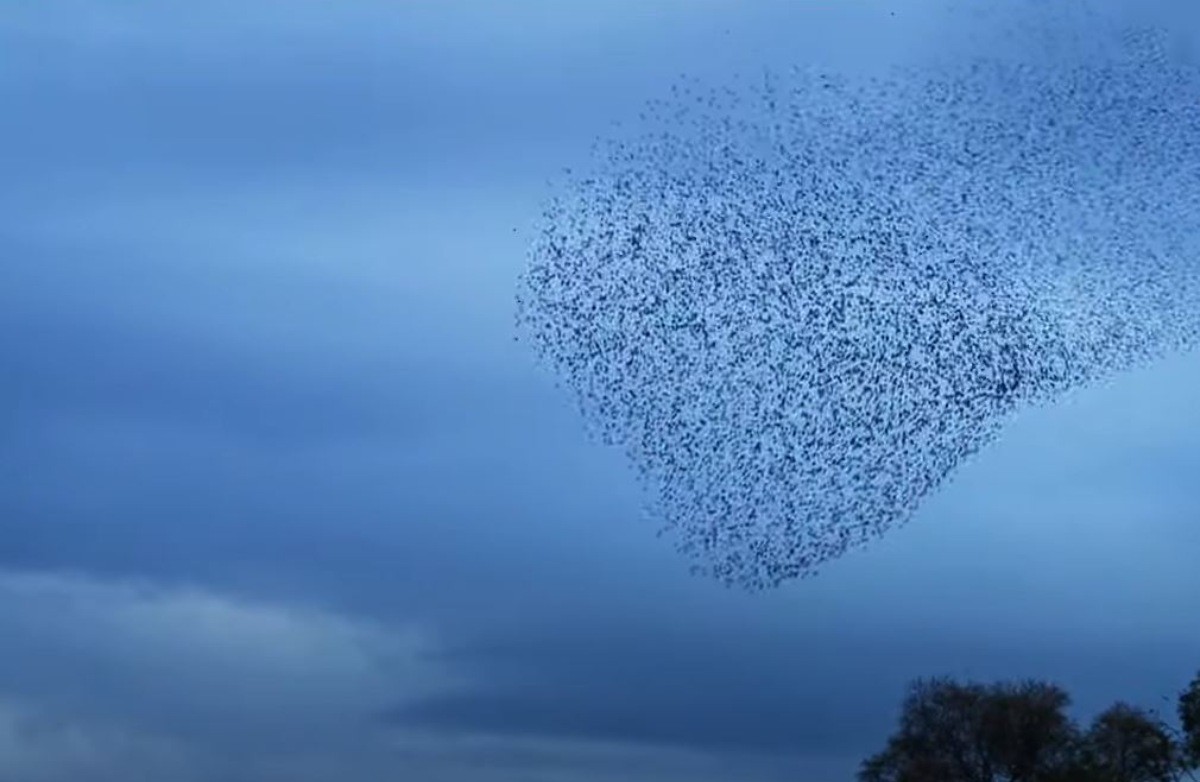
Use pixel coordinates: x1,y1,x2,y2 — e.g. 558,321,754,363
1078,703,1180,782
858,678,1079,782
1180,672,1200,769
860,670,1200,782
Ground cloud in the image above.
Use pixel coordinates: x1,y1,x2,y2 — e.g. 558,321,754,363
0,1,734,54
3,178,535,357
0,569,452,749
377,729,839,782
0,697,206,782
0,569,834,781
0,177,548,452
0,0,978,200
0,694,822,782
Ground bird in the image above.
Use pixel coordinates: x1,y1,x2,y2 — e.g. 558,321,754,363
514,15,1200,590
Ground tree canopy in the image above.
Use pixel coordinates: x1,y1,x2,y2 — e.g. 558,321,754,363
860,670,1200,782
1181,672,1200,767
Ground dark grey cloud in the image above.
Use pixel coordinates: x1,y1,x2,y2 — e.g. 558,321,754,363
0,229,542,447
390,628,898,757
387,599,1200,761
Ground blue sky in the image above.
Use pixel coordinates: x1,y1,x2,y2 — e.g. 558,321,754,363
2,2,1199,780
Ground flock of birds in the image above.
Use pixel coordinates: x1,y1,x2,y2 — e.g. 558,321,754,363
515,16,1200,590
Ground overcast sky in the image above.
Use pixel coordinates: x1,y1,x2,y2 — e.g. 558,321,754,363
2,2,1199,781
